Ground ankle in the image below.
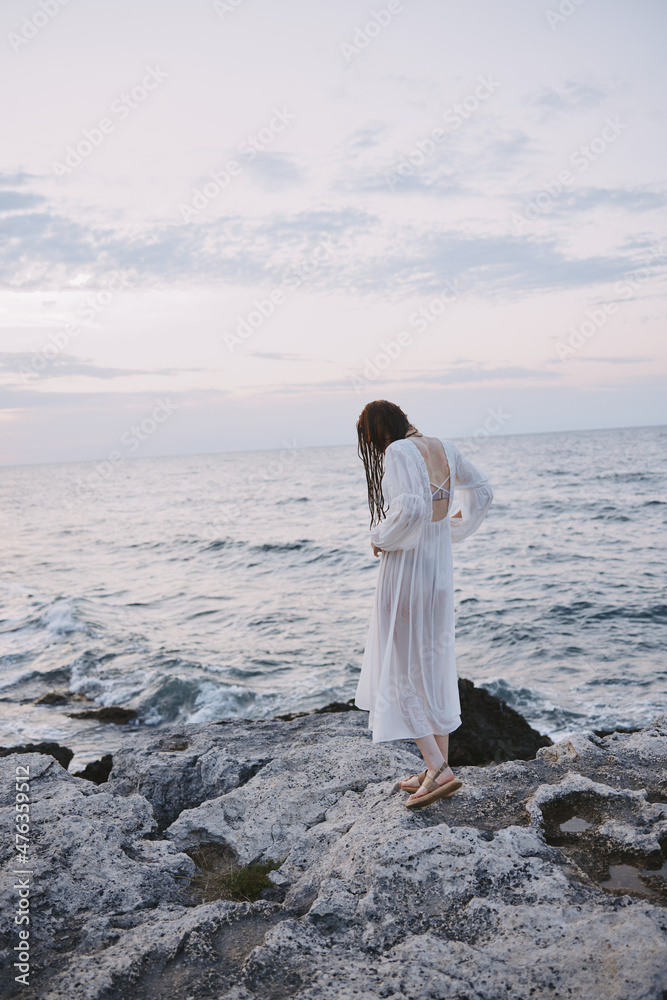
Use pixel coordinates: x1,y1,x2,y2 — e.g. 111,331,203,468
428,759,451,777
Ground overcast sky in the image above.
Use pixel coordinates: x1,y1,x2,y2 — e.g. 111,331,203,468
1,0,665,466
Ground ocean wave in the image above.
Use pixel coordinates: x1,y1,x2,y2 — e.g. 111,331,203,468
203,539,238,551
546,602,594,619
0,599,90,639
185,680,269,725
1,425,665,749
41,600,88,636
591,512,631,522
578,701,667,738
252,540,312,553
595,471,657,482
125,536,244,555
0,652,31,669
583,675,651,687
0,668,39,692
223,662,290,678
478,676,588,739
587,604,667,623
0,612,42,636
0,660,73,693
479,677,559,712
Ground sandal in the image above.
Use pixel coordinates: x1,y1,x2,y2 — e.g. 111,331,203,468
405,760,462,809
398,769,427,791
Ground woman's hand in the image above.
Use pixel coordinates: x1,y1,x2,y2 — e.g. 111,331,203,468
371,542,383,557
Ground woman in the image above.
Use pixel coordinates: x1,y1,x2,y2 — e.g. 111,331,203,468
354,400,494,808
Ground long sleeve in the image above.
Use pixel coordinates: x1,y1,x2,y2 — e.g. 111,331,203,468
448,443,494,542
369,444,425,551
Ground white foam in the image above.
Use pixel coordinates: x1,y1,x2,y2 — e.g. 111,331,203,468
42,600,87,636
186,680,263,724
0,668,36,692
0,703,71,745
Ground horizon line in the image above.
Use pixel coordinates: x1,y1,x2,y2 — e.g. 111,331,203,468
1,420,665,471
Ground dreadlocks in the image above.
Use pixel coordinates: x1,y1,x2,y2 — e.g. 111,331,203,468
356,400,413,528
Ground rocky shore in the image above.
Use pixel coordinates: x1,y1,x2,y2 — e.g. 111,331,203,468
1,690,666,1000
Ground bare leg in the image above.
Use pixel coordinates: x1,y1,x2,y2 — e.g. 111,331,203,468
399,733,456,798
414,733,445,771
399,733,453,776
434,733,450,763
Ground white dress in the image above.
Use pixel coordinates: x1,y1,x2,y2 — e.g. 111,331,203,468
354,438,494,743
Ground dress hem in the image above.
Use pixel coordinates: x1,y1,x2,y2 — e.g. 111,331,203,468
370,718,462,743
354,702,462,742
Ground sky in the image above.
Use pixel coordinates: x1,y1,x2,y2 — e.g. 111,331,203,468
1,0,666,466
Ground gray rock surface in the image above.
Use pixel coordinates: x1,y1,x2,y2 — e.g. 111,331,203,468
1,711,666,1000
0,753,196,964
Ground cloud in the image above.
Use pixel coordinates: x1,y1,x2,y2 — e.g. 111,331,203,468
0,170,38,187
478,130,536,166
0,351,203,381
259,206,374,242
339,162,464,197
242,152,305,190
238,365,563,397
544,186,667,215
336,125,539,196
561,356,655,364
397,365,562,385
0,182,662,304
0,190,46,212
345,123,388,150
247,351,332,363
0,200,380,290
529,79,613,120
347,229,646,299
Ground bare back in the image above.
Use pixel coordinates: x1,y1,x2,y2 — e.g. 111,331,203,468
405,432,450,522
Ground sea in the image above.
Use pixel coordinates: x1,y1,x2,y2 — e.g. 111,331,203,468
1,425,665,770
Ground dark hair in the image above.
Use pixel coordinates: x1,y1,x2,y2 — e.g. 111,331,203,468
356,400,413,527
